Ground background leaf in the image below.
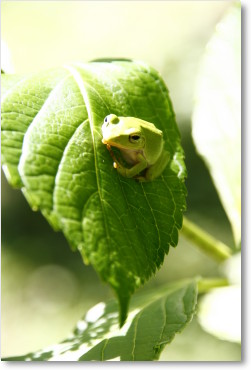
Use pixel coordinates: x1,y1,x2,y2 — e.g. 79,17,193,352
192,4,241,246
3,279,197,361
1,60,186,325
198,252,241,343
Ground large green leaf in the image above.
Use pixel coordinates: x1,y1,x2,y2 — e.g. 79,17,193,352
1,60,186,324
3,280,197,361
192,4,241,246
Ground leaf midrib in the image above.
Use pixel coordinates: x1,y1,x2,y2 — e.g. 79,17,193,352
64,64,113,262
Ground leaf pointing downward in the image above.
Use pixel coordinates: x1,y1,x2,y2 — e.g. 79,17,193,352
1,60,186,324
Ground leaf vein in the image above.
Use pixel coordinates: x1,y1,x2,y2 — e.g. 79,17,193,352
64,65,113,253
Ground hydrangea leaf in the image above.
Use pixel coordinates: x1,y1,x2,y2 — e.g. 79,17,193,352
3,280,197,361
1,60,186,324
192,4,241,246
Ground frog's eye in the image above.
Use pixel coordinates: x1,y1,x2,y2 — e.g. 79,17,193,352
129,134,141,143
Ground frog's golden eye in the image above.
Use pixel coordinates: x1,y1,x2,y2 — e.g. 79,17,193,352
129,134,141,143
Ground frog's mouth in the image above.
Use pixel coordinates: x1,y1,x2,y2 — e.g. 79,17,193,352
102,138,131,151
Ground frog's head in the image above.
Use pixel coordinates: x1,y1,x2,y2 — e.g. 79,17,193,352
102,114,145,150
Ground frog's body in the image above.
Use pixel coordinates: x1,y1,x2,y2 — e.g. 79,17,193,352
102,114,169,181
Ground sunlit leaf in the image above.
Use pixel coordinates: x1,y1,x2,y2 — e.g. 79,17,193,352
4,280,197,361
1,60,186,324
198,285,241,344
192,4,241,246
198,253,241,343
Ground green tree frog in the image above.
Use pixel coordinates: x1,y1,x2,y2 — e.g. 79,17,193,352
102,114,169,181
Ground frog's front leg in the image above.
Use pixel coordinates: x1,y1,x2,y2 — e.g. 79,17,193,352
106,144,126,173
115,153,148,179
106,144,118,164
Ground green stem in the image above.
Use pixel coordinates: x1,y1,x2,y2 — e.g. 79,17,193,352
198,278,229,294
181,216,232,262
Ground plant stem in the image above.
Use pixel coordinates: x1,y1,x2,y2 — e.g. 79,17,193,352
181,216,232,262
198,277,229,294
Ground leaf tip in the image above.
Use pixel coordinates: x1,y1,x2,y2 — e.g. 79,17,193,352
117,294,131,328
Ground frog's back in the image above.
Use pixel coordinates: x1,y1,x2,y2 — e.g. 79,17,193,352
142,126,164,165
